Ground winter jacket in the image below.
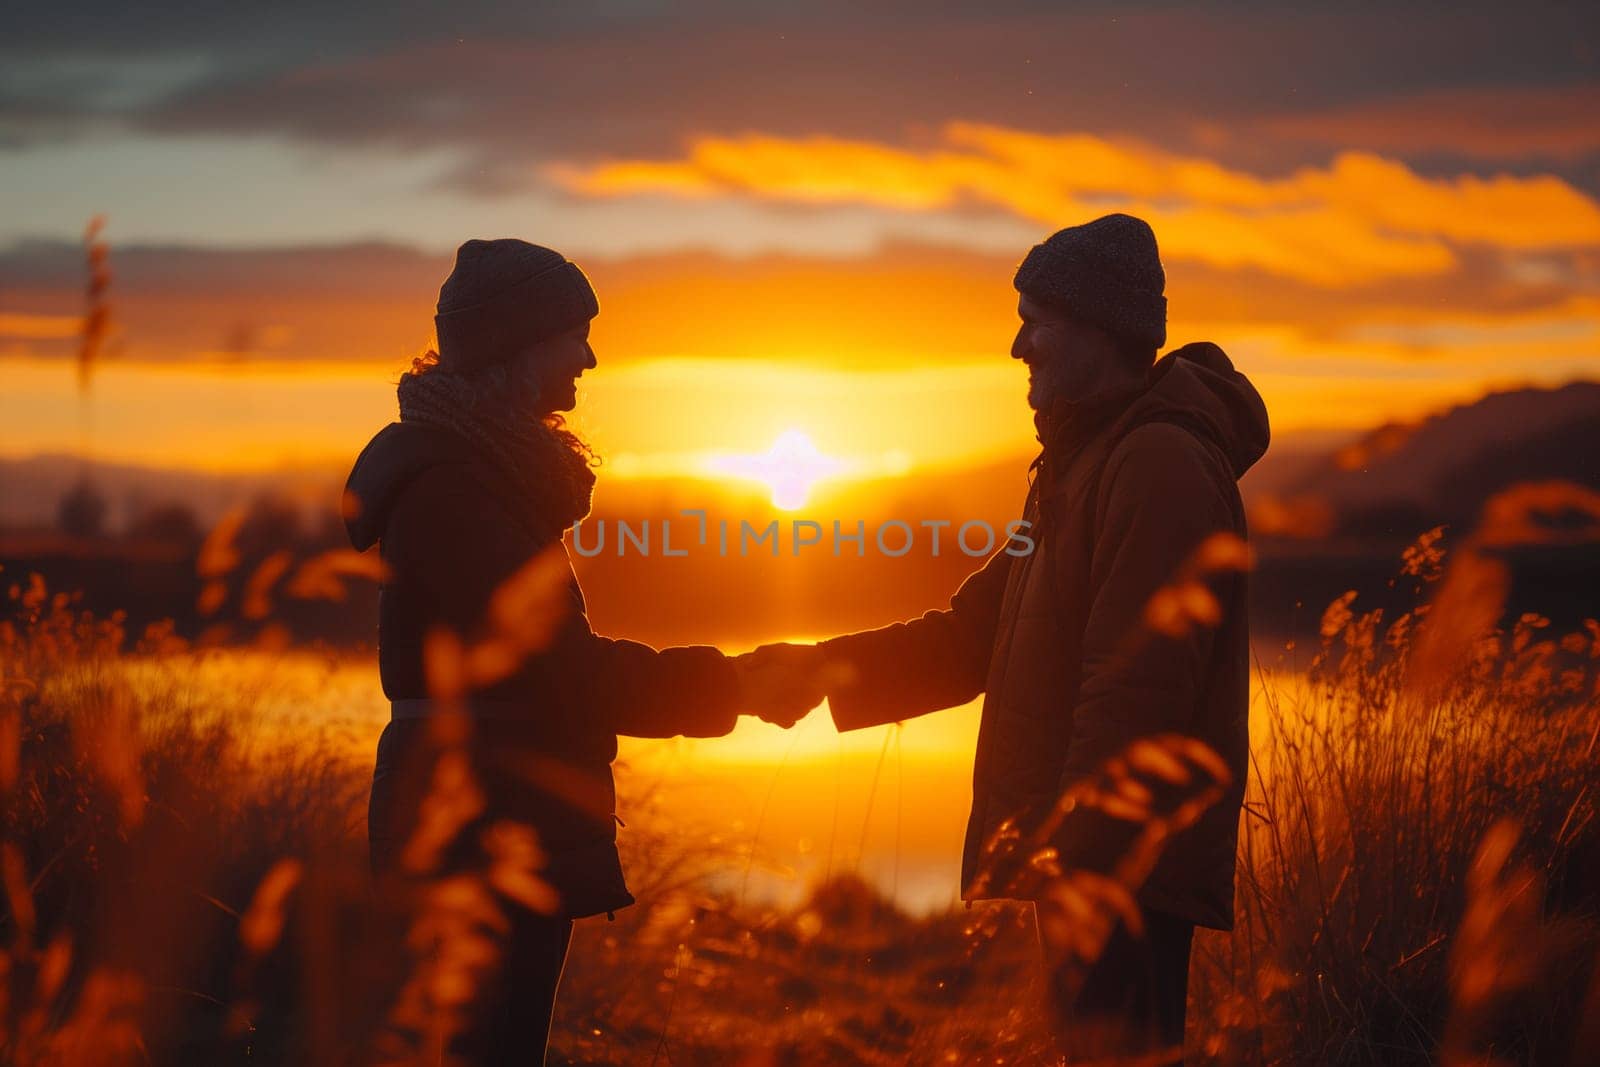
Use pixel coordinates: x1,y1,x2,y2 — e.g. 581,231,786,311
344,420,742,918
819,343,1269,930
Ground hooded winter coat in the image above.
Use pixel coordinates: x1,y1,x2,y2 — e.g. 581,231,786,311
344,420,742,918
819,343,1269,930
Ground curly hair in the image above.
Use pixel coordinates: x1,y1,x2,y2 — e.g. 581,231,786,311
402,347,599,469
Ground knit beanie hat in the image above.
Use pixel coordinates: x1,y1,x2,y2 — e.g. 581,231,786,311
433,238,599,374
1013,214,1166,350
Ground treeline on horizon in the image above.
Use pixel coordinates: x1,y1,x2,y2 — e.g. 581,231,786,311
3,464,1598,655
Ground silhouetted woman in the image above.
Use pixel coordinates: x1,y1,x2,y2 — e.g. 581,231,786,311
344,239,747,1065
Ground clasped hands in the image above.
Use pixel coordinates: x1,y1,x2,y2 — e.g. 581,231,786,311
733,643,829,729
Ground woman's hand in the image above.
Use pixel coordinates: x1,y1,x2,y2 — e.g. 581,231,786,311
734,643,828,728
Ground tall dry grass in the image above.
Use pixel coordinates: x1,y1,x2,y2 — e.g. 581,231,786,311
0,571,1054,1065
0,577,375,1064
1193,508,1600,1066
2,480,1598,1064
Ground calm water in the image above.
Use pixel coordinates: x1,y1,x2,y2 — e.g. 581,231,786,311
133,643,1305,915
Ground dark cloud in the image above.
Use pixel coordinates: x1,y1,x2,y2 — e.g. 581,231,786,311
0,3,612,58
4,4,1596,186
0,238,447,298
3,234,1592,369
0,3,663,148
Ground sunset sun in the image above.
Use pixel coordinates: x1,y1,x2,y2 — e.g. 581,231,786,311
704,428,848,510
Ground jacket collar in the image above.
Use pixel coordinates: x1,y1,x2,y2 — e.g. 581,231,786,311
1028,377,1151,485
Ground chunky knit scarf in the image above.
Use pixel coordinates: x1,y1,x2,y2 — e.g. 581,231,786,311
396,364,597,539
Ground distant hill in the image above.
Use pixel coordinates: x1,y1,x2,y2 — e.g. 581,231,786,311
1256,381,1600,543
0,452,347,533
1237,427,1360,497
10,380,1593,544
5,382,1598,647
1234,381,1600,640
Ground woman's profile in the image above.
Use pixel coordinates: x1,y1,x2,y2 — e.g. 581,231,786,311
342,239,778,1064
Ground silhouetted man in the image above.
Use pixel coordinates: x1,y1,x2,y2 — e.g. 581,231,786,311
757,214,1269,1063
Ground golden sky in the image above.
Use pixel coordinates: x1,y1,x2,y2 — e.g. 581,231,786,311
1,6,1597,481
4,9,1596,915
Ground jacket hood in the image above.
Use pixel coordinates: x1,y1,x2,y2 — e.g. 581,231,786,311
1112,341,1270,479
344,421,476,551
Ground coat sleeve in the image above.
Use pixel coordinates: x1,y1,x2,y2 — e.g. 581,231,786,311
385,465,740,739
1057,422,1237,791
817,544,1014,731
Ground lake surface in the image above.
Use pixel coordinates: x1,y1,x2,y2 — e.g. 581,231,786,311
145,642,1307,915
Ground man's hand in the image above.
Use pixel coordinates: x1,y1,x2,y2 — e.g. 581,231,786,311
734,643,827,728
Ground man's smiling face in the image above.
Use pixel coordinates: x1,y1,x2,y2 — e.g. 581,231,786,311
1011,293,1098,411
1010,291,1153,413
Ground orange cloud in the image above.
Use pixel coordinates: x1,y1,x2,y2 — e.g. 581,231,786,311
553,123,1600,287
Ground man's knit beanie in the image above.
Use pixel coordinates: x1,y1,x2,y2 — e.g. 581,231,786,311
1013,214,1166,350
434,238,599,374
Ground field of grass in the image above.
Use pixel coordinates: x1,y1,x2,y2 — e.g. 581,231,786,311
3,509,1598,1065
